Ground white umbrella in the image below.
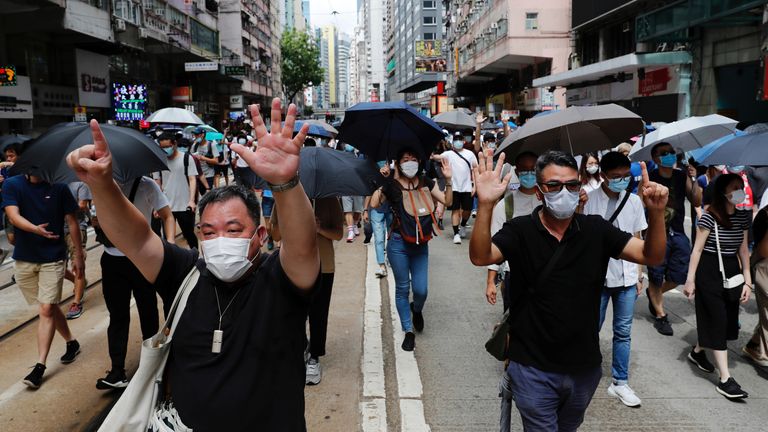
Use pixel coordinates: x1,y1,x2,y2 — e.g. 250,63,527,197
432,110,476,130
145,108,204,125
629,114,737,162
302,119,338,135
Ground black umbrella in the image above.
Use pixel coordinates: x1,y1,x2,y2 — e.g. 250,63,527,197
336,100,445,161
698,131,768,167
10,123,169,183
299,147,383,199
0,134,31,152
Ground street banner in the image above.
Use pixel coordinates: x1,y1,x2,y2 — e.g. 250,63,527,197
415,40,447,73
76,49,110,107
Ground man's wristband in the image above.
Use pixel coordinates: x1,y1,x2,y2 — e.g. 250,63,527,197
445,182,452,188
268,175,300,193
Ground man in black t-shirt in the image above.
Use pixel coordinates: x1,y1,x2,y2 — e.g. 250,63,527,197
67,99,320,432
470,150,669,431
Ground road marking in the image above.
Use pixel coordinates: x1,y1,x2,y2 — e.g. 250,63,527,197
361,249,387,432
386,271,424,399
400,399,431,432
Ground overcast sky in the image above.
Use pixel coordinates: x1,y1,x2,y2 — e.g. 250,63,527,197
308,0,357,37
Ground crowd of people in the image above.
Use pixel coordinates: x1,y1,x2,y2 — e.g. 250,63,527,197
0,98,766,431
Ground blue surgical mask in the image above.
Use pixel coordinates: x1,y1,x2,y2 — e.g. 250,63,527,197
519,171,536,189
728,165,745,174
163,147,174,156
377,161,387,169
344,144,355,152
659,153,677,168
452,140,464,150
608,176,631,193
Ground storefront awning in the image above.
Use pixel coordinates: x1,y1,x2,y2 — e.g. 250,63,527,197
397,73,447,94
533,51,691,88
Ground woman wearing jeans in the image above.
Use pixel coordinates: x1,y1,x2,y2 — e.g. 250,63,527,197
366,196,394,278
371,148,452,351
684,173,752,400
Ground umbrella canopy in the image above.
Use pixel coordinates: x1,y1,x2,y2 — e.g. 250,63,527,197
689,130,745,163
302,119,338,135
183,124,218,134
496,104,644,160
10,123,168,184
480,121,497,130
295,120,333,138
495,120,518,129
432,110,476,130
336,100,445,161
299,147,382,198
0,134,31,152
145,108,204,125
698,132,768,167
629,114,738,162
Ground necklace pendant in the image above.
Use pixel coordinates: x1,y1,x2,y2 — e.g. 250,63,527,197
212,329,223,354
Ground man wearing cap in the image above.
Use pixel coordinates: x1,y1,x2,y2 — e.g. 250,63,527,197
435,131,478,244
191,126,219,193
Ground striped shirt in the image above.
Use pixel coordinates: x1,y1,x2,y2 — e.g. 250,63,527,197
697,210,751,255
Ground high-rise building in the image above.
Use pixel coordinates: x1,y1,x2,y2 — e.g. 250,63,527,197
357,0,386,102
338,34,351,108
283,0,307,31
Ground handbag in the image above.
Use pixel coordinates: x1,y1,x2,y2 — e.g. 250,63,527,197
97,267,200,432
485,225,568,361
715,222,745,289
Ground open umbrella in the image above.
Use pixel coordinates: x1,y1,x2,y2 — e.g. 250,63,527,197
10,123,168,184
146,108,204,125
629,114,737,162
432,110,476,130
698,132,768,167
480,121,497,130
495,120,518,129
299,147,382,198
496,104,644,160
689,130,745,163
302,119,338,135
337,100,445,161
295,120,333,138
0,134,31,152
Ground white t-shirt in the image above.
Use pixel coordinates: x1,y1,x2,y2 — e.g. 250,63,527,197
488,189,541,272
584,186,647,288
153,151,199,212
103,177,170,257
193,140,220,177
234,145,254,168
441,149,477,193
760,188,768,210
583,178,602,194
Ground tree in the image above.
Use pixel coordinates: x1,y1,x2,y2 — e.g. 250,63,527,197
281,29,324,105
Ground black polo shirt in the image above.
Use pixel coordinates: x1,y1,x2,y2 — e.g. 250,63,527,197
492,208,632,373
154,241,317,432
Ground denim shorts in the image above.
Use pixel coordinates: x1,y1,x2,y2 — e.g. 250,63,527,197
647,231,691,286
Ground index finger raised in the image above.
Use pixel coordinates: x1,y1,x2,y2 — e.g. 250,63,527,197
89,120,110,158
639,161,649,187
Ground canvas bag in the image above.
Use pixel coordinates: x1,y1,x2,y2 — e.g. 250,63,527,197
98,267,200,432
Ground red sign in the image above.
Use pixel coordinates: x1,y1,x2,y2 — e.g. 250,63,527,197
370,89,380,102
172,86,192,102
763,55,768,100
638,68,671,96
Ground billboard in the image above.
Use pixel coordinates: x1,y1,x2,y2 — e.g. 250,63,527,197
112,83,148,121
76,49,110,108
415,40,447,73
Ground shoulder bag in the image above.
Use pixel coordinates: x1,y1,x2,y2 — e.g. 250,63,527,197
98,266,200,432
715,222,745,289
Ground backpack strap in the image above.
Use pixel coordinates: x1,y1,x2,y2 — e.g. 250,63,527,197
504,193,515,220
406,189,425,244
417,186,441,236
183,152,191,177
128,178,141,203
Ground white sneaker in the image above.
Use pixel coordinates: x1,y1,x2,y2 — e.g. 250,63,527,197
607,383,641,407
458,226,467,238
471,209,477,218
306,358,322,385
346,229,355,243
453,234,461,244
353,224,360,236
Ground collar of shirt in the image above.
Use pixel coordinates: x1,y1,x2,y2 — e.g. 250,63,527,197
530,206,582,242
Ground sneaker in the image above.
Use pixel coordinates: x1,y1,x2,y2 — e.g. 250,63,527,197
687,347,715,373
458,225,467,238
471,209,477,218
60,340,81,364
607,383,642,407
411,303,424,332
453,234,461,244
22,363,46,389
646,289,657,318
401,332,415,352
96,369,128,390
742,345,768,367
353,224,360,236
65,302,83,320
653,315,673,336
716,377,748,400
375,267,387,278
346,229,355,243
306,358,322,385
0,248,8,266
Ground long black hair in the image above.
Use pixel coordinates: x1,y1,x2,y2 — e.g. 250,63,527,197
709,173,743,229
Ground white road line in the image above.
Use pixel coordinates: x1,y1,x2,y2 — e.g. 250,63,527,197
386,271,424,399
363,250,386,398
400,399,431,432
361,399,388,432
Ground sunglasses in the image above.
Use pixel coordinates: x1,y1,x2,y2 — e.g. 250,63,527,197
539,180,582,193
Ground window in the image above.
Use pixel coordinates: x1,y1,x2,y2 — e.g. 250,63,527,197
525,12,539,30
423,32,435,40
423,0,435,9
423,16,436,25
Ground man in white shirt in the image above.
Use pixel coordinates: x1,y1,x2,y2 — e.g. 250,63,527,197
485,151,540,307
155,133,199,249
583,152,647,408
93,176,175,389
437,131,478,244
191,127,219,193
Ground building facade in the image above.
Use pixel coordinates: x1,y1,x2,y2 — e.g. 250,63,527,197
357,0,386,102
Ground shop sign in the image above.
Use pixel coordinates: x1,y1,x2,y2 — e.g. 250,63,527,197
225,66,247,76
0,75,32,119
763,55,768,100
76,49,110,108
229,95,243,109
638,67,672,96
185,61,219,72
74,106,87,122
207,102,219,114
34,84,78,116
112,83,148,121
172,86,193,102
0,66,16,87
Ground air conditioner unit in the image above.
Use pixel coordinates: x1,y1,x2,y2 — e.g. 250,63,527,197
139,28,149,39
115,19,127,32
491,22,498,29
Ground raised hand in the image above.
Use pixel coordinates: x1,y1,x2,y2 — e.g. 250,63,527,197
230,99,309,185
639,161,669,211
440,157,452,180
472,149,511,205
66,120,113,187
475,112,487,124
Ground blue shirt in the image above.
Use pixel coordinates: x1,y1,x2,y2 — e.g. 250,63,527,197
1,176,78,263
630,162,643,194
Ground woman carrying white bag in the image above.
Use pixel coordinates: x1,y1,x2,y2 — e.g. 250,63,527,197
67,99,320,432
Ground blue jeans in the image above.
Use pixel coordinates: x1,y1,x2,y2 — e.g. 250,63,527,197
506,360,601,432
386,233,428,332
599,285,637,385
370,208,393,266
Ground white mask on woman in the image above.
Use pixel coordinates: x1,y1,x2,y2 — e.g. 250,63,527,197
400,161,419,178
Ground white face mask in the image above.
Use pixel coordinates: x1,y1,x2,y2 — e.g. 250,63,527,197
586,165,599,175
400,160,419,178
728,189,746,206
540,187,580,220
201,234,258,283
237,138,247,145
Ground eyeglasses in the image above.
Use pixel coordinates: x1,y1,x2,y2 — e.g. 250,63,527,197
539,180,582,193
605,175,632,182
657,150,675,157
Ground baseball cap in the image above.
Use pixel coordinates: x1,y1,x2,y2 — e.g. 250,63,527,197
191,126,206,135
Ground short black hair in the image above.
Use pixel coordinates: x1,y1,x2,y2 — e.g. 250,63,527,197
157,132,177,143
4,143,20,155
483,132,496,142
535,150,578,182
651,141,673,158
515,151,538,166
198,185,262,226
599,151,631,172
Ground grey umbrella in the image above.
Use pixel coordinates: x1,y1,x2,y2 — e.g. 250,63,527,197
496,104,644,160
302,119,339,135
432,110,476,130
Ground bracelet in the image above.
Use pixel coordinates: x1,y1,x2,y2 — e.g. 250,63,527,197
268,175,300,193
445,183,452,188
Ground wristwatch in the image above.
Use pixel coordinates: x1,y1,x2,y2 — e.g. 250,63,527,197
268,175,300,193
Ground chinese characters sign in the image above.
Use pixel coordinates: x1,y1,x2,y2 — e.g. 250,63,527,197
0,66,16,87
112,83,147,121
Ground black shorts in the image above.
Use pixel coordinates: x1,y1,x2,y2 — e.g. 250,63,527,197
214,165,230,176
450,191,473,211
